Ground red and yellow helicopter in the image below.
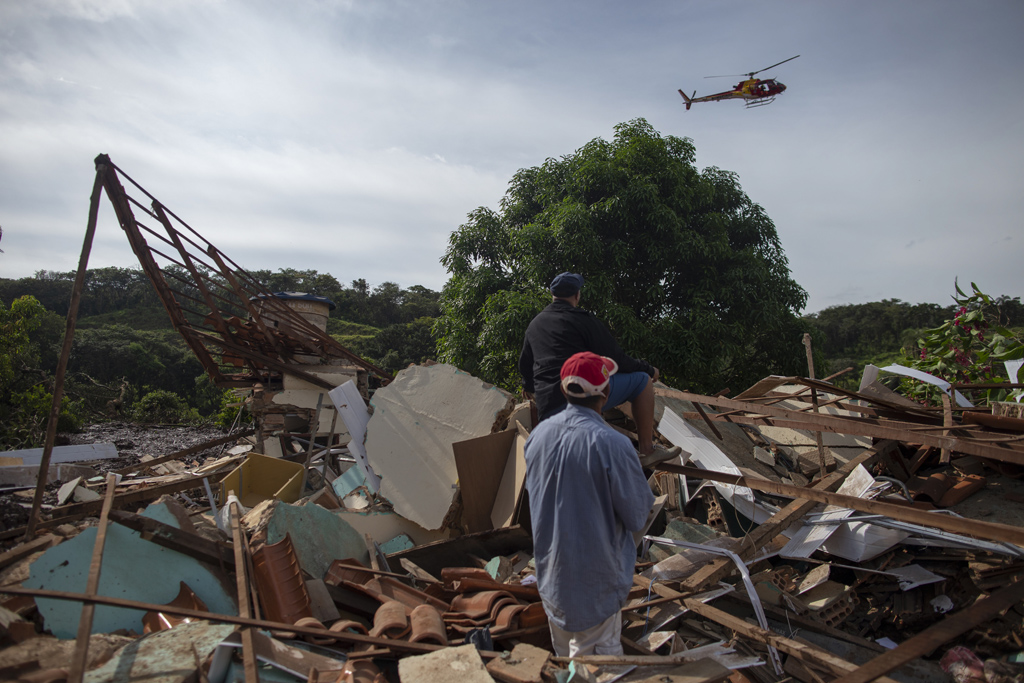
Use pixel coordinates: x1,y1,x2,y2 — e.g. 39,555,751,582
679,55,799,110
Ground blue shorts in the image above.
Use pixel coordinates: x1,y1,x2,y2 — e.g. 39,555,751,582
606,371,650,409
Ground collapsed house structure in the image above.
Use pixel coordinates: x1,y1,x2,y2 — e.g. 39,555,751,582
1,156,1023,683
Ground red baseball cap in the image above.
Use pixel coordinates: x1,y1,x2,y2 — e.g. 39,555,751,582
560,351,618,398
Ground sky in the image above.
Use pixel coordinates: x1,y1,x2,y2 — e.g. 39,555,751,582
1,1,1021,313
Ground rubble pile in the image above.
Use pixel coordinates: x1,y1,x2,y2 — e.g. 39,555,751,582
2,363,1024,682
2,157,1021,681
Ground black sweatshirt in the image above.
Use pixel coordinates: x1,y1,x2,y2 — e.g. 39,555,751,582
518,299,655,420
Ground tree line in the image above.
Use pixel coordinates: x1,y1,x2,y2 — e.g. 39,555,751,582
3,118,1021,448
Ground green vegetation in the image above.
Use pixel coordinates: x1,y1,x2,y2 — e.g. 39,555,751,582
0,267,442,448
435,118,811,394
895,282,1024,406
0,296,83,448
804,289,1023,394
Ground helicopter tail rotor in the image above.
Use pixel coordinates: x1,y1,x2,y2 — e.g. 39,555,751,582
678,89,693,110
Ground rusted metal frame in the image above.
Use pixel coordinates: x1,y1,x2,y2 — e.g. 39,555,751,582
657,462,1024,547
99,162,227,384
112,429,255,475
176,324,265,382
141,242,247,318
675,443,892,593
226,269,392,379
107,158,390,380
136,219,257,317
67,474,117,683
154,203,235,343
833,578,1024,683
230,503,260,682
0,585,444,655
266,317,332,357
657,388,1024,465
207,246,288,357
188,328,337,390
25,168,104,540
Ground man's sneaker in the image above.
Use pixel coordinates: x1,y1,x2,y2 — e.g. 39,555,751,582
638,445,683,468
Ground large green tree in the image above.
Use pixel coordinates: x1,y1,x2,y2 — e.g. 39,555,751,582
435,118,811,395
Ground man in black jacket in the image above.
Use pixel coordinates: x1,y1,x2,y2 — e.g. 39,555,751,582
519,272,666,456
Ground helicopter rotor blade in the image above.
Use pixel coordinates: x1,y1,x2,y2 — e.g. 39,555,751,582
748,54,800,77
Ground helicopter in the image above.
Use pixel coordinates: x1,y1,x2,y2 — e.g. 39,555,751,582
679,55,799,110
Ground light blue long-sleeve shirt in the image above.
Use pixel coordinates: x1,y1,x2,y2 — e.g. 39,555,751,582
525,404,655,632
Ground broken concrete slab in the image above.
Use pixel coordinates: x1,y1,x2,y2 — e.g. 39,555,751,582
25,499,237,638
398,642,495,683
365,363,514,530
486,642,550,683
84,619,235,683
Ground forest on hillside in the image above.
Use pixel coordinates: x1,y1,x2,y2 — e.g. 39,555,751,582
2,266,1022,449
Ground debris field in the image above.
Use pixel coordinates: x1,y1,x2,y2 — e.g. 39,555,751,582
1,156,1023,683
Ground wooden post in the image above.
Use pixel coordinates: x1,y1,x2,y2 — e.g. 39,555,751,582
230,502,260,682
66,474,118,683
300,393,324,492
25,168,104,540
803,333,830,478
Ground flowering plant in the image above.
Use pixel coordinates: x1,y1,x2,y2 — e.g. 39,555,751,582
900,282,1024,406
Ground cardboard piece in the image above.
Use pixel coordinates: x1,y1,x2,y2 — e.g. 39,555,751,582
453,429,517,533
492,432,527,529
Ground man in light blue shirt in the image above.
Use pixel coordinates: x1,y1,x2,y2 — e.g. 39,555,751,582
525,351,656,656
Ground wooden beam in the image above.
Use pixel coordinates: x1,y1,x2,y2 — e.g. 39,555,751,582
107,510,233,567
0,585,443,655
657,463,1024,548
230,502,260,683
832,579,1024,683
655,388,1024,465
675,442,893,593
67,475,117,683
682,597,899,683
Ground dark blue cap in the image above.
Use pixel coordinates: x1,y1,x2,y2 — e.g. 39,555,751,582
549,272,584,297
